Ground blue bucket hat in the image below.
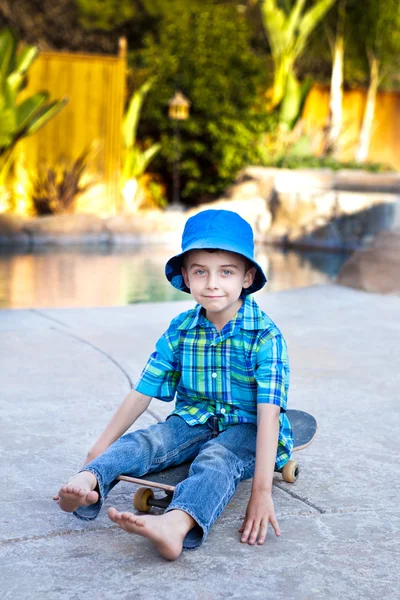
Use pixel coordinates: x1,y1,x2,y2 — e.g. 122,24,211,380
165,209,267,294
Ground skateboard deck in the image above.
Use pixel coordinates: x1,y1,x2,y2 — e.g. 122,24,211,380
117,409,317,512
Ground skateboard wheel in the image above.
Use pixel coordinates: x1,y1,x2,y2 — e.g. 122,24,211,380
281,460,300,483
133,487,154,512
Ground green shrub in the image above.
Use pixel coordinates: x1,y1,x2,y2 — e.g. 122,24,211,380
265,154,390,173
135,5,272,203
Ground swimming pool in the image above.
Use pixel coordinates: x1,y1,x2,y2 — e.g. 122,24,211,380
0,244,350,309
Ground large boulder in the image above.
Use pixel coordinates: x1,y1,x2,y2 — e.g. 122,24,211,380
337,229,400,294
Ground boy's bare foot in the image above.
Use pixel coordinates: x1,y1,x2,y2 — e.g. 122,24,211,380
108,507,196,561
58,471,99,513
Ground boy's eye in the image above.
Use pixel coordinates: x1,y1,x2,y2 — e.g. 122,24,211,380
222,270,233,276
194,269,206,275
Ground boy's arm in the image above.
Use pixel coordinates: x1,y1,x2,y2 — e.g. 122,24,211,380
239,403,281,545
83,326,180,466
84,389,151,465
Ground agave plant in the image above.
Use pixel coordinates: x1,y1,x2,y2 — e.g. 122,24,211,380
0,28,68,185
31,150,94,215
121,78,161,211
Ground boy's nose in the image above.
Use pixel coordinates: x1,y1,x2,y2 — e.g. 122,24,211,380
206,273,219,289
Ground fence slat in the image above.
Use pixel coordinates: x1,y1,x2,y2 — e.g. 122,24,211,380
302,85,400,170
18,48,126,215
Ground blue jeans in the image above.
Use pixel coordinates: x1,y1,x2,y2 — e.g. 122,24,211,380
75,415,257,549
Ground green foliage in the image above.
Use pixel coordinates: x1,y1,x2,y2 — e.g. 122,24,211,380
279,72,312,130
76,0,136,31
31,151,94,215
122,78,160,181
136,5,272,202
266,152,389,173
302,0,400,88
347,0,400,84
121,78,163,210
0,28,68,184
259,0,336,111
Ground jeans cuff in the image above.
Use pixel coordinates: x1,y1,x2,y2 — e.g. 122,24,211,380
73,467,105,521
165,503,207,550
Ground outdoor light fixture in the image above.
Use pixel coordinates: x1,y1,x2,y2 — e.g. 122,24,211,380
168,91,190,207
168,92,190,121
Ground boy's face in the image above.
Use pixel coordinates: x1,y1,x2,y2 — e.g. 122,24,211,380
181,249,255,323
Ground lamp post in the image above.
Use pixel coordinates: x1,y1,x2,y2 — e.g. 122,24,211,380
168,91,190,208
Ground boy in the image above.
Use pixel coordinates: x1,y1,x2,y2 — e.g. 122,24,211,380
57,209,293,561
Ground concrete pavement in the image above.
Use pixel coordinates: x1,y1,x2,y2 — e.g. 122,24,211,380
1,284,399,599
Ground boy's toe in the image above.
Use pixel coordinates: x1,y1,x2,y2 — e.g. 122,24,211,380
86,490,98,504
107,507,120,521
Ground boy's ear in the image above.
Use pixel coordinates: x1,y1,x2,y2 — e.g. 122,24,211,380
243,266,256,289
181,267,190,289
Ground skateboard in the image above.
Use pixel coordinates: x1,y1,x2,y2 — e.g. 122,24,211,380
117,409,317,513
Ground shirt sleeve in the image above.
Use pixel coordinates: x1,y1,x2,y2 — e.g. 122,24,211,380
255,334,290,411
134,331,181,402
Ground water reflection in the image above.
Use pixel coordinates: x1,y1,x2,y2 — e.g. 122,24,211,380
0,245,350,309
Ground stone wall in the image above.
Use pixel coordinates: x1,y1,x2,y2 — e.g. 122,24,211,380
268,170,400,250
0,210,186,248
1,167,399,250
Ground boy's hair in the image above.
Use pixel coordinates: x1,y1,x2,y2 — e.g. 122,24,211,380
182,248,254,273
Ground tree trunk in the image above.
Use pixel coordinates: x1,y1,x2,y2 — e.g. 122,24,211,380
328,0,346,157
355,55,380,163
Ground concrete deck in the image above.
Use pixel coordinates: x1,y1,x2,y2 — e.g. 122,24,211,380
1,284,399,599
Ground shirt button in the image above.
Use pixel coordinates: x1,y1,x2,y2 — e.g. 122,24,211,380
211,372,217,378
220,408,226,414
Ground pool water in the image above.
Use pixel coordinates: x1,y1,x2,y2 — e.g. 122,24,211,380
0,244,350,309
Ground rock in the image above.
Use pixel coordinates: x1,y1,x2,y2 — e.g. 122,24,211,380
274,168,334,194
0,213,30,246
225,168,275,202
188,195,271,241
234,166,277,199
24,213,109,245
25,213,105,234
335,170,400,193
226,180,261,201
267,168,400,250
371,228,400,251
0,213,28,234
192,166,275,239
268,169,336,246
106,210,186,245
106,210,185,234
337,229,400,294
1,167,399,251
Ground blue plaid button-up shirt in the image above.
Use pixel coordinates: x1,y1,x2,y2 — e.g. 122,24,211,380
135,295,293,468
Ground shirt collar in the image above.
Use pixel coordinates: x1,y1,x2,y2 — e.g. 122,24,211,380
177,295,268,331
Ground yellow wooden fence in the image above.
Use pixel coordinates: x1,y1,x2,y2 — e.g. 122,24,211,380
19,40,127,215
302,84,400,170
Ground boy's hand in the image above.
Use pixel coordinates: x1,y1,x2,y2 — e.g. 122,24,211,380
239,489,280,545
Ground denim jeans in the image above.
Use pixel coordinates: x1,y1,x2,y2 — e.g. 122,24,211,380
75,415,257,549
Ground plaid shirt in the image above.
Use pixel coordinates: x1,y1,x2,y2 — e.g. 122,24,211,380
135,295,293,468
